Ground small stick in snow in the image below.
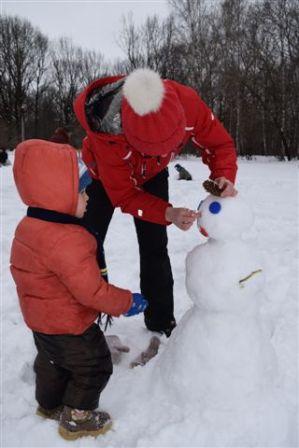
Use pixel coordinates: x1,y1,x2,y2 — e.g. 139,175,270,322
106,335,130,364
239,269,263,288
130,336,161,368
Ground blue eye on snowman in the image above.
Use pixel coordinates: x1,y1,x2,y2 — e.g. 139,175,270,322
198,200,222,215
209,201,222,214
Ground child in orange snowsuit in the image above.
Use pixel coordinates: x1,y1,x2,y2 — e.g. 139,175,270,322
10,139,147,440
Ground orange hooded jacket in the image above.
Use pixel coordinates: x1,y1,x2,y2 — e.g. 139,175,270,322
10,139,132,335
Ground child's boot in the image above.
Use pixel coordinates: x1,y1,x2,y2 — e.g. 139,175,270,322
36,404,63,421
58,406,112,440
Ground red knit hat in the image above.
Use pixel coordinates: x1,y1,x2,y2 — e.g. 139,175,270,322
122,69,186,156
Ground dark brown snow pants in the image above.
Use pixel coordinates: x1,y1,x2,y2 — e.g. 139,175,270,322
33,324,112,410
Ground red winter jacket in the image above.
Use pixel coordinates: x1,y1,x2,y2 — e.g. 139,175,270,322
74,76,238,225
10,140,132,335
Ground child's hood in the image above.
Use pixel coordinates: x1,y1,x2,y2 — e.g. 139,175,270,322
13,139,79,215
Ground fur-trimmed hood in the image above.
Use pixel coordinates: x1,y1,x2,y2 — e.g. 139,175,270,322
74,75,125,135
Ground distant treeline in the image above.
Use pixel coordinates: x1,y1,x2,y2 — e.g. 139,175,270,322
0,0,298,159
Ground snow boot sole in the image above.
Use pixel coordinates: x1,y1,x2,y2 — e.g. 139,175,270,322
58,421,112,440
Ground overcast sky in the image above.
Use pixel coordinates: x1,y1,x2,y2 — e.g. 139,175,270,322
1,0,170,61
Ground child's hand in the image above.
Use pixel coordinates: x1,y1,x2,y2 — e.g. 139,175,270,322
123,293,148,317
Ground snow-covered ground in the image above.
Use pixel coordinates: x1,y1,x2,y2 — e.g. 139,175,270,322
1,156,298,447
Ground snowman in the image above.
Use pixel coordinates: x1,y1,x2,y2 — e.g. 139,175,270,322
157,193,288,446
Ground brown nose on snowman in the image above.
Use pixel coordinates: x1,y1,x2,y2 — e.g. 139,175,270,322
157,190,288,446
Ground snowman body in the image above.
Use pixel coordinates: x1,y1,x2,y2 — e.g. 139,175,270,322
184,238,271,408
157,195,287,445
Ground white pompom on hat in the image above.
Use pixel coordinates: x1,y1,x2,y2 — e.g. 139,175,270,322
123,68,164,116
122,68,186,156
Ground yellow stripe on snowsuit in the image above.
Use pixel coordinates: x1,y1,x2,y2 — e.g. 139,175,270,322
101,268,108,274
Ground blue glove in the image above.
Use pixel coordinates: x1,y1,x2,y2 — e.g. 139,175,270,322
123,293,148,317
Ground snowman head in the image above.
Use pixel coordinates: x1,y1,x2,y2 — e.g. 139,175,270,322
197,195,253,241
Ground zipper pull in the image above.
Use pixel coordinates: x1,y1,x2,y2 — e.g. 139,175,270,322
141,161,146,178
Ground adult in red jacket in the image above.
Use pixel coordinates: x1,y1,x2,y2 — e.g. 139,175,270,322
74,68,238,336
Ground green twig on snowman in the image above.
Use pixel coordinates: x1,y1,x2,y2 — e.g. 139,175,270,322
239,269,263,288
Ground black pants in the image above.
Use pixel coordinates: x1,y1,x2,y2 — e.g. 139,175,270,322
33,324,112,410
84,169,175,332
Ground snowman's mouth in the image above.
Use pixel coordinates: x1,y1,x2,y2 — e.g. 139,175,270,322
200,226,209,237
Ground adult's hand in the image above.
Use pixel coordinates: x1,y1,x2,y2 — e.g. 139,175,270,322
165,207,199,231
214,177,238,197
